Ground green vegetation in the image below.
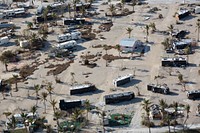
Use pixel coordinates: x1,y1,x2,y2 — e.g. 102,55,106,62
108,113,132,126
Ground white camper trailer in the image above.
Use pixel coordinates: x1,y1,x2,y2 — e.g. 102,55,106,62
57,33,72,43
71,31,81,40
57,31,81,43
195,6,200,14
20,40,29,48
56,40,77,49
0,36,9,45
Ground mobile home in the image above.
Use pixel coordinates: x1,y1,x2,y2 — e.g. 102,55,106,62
113,74,133,87
70,83,96,95
59,99,85,110
63,18,85,25
56,40,77,49
104,91,135,104
0,36,9,45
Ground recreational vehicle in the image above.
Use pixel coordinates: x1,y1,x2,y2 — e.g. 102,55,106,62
59,99,85,110
161,57,187,67
187,90,200,100
63,18,85,25
57,32,81,43
147,84,170,94
1,8,25,18
104,91,135,104
36,14,53,23
56,40,77,49
36,5,44,14
70,83,96,95
0,36,9,45
173,39,192,50
113,74,133,87
176,9,190,20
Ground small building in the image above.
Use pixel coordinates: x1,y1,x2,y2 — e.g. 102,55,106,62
119,38,143,53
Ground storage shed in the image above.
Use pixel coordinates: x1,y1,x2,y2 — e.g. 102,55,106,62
119,38,143,53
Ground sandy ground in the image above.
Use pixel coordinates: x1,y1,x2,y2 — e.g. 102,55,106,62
0,0,200,132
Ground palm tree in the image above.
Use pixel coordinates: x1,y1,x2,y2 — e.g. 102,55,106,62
12,74,18,92
68,3,72,18
70,72,75,85
50,99,57,114
103,44,109,55
41,92,48,113
108,4,116,22
178,73,183,83
167,24,174,38
54,111,62,133
173,101,179,132
30,105,37,118
184,46,190,63
183,104,190,130
116,44,121,57
27,22,33,29
80,4,86,17
141,99,152,133
126,27,133,38
83,99,91,124
21,112,28,133
0,59,8,72
34,84,41,107
159,99,167,120
131,0,137,12
196,19,200,42
121,0,125,11
46,82,54,101
71,108,84,123
3,112,12,120
7,115,16,131
161,38,172,50
42,8,49,22
145,25,149,42
52,12,57,26
73,0,77,18
149,22,156,33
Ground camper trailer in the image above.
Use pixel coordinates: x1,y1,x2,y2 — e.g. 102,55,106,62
59,99,85,110
187,90,200,100
161,57,187,67
36,14,53,23
104,91,135,104
70,84,96,95
1,8,25,18
173,39,192,50
0,22,15,29
113,74,133,87
147,84,170,94
57,32,81,43
37,5,44,14
0,36,9,45
20,40,29,48
176,9,190,20
56,40,77,49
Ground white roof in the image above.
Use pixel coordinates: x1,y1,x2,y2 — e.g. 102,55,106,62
114,74,133,82
70,84,93,90
120,38,140,47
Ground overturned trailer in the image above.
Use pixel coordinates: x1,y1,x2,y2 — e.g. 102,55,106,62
113,74,133,87
59,99,85,110
104,91,135,104
70,83,96,95
187,90,200,100
173,39,192,50
161,57,187,67
147,84,170,94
